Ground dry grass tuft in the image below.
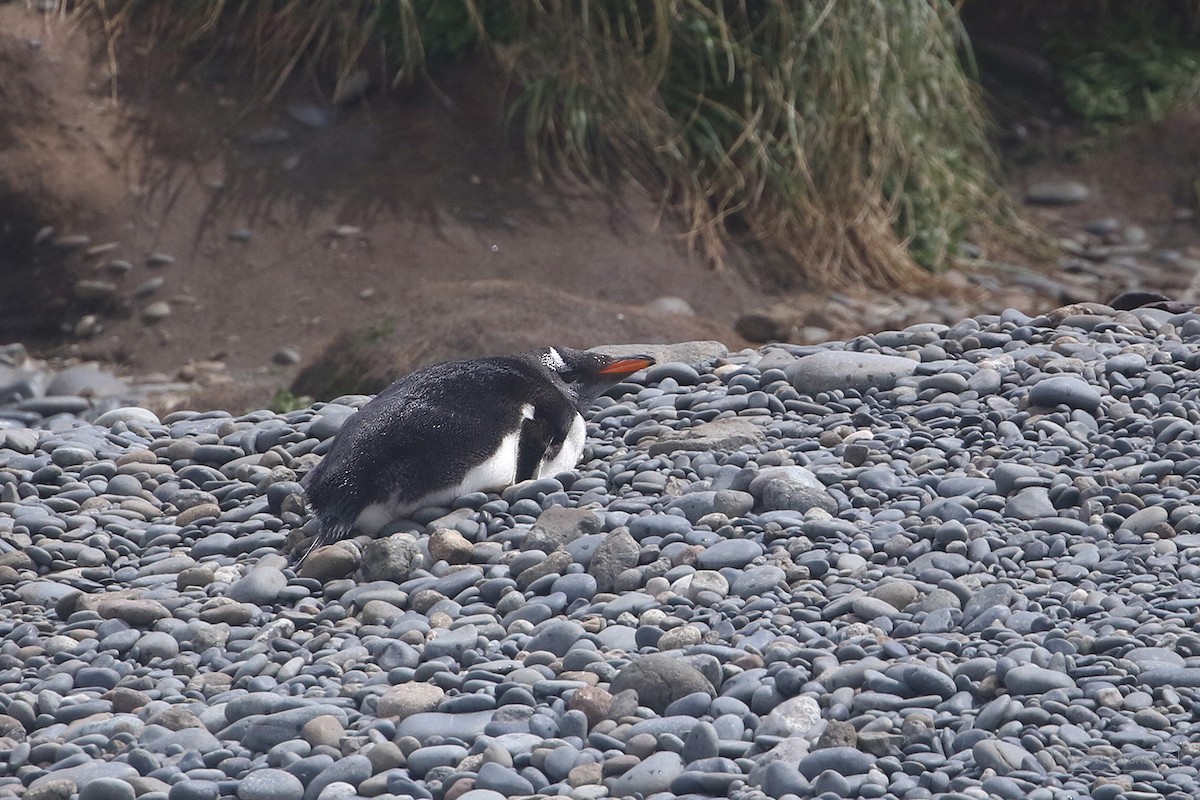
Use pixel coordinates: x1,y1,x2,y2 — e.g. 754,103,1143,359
72,0,1011,288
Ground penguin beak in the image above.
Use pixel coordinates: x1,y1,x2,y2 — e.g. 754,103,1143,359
597,355,656,377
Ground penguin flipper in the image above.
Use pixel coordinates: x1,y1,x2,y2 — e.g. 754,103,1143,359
515,414,557,483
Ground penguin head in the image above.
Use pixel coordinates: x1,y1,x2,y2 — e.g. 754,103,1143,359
533,346,656,409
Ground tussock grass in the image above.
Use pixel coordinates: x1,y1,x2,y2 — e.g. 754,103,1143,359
494,1,1002,287
73,0,1009,288
74,0,430,102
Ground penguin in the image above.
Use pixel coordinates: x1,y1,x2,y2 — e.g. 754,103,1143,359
298,346,655,559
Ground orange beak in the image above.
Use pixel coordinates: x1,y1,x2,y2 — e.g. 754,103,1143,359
598,355,656,376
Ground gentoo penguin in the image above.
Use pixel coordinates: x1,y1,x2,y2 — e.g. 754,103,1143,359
299,346,655,558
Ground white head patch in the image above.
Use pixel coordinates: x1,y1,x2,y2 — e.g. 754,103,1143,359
541,347,566,371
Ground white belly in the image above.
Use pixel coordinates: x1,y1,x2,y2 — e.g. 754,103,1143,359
538,413,586,477
353,407,586,535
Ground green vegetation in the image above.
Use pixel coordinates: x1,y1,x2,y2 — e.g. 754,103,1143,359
1049,15,1200,128
78,0,1009,286
265,387,312,414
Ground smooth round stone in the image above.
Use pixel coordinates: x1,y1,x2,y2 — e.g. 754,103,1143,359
105,474,145,496
525,620,586,657
1105,353,1147,376
1028,375,1101,411
95,407,162,428
406,744,468,778
1026,180,1089,205
79,777,136,800
796,746,873,779
786,351,918,394
730,565,785,598
455,792,506,800
759,760,809,798
851,596,900,621
681,720,720,762
237,769,304,800
695,539,763,570
749,465,836,513
226,567,287,605
647,363,701,385
607,752,685,797
132,631,180,662
51,446,95,466
1004,487,1056,520
474,761,535,795
670,771,741,795
550,573,597,602
1004,664,1075,694
972,739,1042,775
609,654,715,714
395,711,495,743
168,781,218,800
423,626,478,662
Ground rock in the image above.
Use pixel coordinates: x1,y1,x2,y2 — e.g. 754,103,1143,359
46,364,126,398
1004,486,1056,520
301,714,345,748
237,769,304,800
730,565,786,597
474,761,534,796
870,581,919,611
588,528,639,592
95,407,161,427
606,752,685,798
749,465,837,513
672,573,728,603
796,746,874,779
591,341,728,370
1028,375,1102,412
758,695,821,738
1026,180,1089,205
361,533,424,582
647,418,766,456
569,686,613,727
73,279,119,303
695,539,763,570
141,301,171,322
96,597,170,626
1004,664,1075,694
226,566,287,605
79,778,135,800
735,309,796,343
286,103,333,129
785,350,918,395
394,710,495,743
524,505,602,551
273,347,303,366
176,503,222,528
609,653,716,713
378,683,445,720
428,527,474,564
643,296,695,316
526,619,586,657
973,739,1043,775
133,276,165,298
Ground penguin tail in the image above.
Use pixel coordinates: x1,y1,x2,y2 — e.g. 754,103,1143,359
294,512,353,566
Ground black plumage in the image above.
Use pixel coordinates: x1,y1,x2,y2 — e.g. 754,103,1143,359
299,346,654,559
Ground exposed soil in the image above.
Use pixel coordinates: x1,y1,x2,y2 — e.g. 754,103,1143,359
3,6,1199,412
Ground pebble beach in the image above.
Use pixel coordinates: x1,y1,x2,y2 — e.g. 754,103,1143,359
2,302,1200,800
